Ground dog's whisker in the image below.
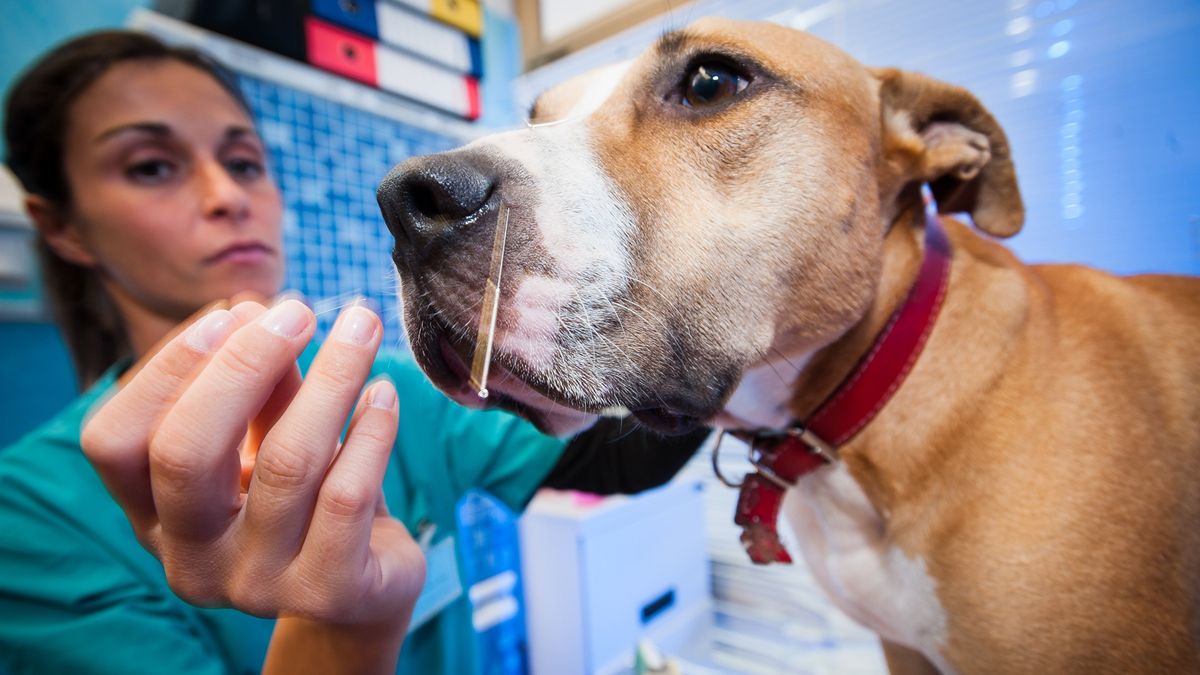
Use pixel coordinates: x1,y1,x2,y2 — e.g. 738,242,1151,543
770,345,805,375
610,295,674,338
763,353,792,388
609,270,674,307
311,289,367,317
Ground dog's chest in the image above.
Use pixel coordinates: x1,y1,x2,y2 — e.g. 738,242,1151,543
782,464,951,666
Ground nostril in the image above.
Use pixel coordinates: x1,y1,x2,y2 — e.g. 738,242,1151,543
377,153,497,255
400,164,492,222
408,179,444,222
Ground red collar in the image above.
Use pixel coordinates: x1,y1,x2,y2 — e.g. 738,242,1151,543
723,208,952,564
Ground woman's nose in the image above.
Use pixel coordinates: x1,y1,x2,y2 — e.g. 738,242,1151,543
197,160,251,222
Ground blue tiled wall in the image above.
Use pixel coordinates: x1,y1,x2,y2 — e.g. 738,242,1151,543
240,75,462,346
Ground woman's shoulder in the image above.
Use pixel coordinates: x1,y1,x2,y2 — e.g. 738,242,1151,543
0,366,124,533
2,371,114,466
0,367,270,675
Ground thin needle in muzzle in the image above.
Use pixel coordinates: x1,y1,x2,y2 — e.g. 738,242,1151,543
469,202,510,398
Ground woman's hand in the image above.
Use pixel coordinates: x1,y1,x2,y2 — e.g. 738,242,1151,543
82,299,424,674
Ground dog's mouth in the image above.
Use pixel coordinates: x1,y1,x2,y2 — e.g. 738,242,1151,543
412,314,599,436
409,309,714,436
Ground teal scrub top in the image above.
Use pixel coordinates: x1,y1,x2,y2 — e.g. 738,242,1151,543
0,345,567,675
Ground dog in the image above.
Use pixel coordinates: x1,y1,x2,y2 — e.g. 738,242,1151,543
376,17,1200,674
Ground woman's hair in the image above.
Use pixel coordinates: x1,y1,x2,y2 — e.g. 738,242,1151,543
4,30,252,388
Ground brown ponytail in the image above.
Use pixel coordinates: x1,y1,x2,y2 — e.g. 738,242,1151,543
4,30,251,388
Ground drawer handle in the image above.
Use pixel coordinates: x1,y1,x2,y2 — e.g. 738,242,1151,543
640,589,675,625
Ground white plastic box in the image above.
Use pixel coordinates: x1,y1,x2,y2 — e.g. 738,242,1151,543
519,479,710,675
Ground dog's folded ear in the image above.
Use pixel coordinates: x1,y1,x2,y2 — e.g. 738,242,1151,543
871,68,1025,238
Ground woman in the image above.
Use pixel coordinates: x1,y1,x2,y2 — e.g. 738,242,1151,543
1,31,707,674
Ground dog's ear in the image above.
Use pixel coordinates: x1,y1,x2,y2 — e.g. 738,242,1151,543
871,68,1024,238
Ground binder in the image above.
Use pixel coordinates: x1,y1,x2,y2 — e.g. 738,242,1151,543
305,17,480,120
389,0,482,37
310,0,482,77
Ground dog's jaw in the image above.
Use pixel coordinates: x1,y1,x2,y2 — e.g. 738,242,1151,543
399,297,600,437
713,346,815,430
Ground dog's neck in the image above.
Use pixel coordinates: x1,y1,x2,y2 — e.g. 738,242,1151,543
720,197,1032,513
716,203,932,432
788,205,931,419
782,203,1029,514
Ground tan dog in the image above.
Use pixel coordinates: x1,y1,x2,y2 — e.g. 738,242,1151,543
376,17,1200,673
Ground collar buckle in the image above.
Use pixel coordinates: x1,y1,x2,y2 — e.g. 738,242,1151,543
791,427,837,464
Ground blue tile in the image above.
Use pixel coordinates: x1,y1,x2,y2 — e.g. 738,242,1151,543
239,73,457,345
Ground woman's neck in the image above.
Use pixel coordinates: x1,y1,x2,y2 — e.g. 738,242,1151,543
101,280,185,359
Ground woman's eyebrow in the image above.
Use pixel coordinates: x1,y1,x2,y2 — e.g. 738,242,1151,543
223,126,258,142
93,121,170,144
92,123,259,145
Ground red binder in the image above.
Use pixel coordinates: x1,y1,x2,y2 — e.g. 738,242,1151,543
305,17,480,120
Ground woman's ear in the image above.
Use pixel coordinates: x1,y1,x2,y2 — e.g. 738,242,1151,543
26,194,97,267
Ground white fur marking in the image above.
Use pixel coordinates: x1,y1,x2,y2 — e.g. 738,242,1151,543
497,276,572,373
719,348,815,429
784,464,955,673
466,111,636,400
565,61,633,120
525,60,634,129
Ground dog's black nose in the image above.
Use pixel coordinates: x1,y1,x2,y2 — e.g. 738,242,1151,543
377,153,495,257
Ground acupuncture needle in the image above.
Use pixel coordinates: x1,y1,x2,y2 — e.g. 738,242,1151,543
468,202,510,398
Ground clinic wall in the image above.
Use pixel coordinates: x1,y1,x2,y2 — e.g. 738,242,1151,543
0,0,152,448
0,2,468,448
0,0,154,161
517,0,1200,277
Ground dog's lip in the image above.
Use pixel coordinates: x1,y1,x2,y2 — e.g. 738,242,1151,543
629,405,707,435
415,309,714,436
429,332,597,436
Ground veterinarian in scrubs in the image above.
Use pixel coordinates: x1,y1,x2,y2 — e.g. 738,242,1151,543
0,31,707,674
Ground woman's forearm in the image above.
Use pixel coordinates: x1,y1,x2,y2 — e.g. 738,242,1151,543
265,614,411,675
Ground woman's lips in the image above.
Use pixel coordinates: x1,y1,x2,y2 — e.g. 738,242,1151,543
207,242,273,265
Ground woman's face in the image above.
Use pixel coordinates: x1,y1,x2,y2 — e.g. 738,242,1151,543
61,59,284,319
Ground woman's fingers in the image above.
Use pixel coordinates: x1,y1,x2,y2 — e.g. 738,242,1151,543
236,300,293,487
298,378,420,623
82,306,240,533
242,364,303,490
305,379,398,561
86,297,420,625
149,300,315,543
241,305,383,557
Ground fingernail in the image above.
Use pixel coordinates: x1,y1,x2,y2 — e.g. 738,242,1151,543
186,309,236,352
367,378,396,409
333,305,379,346
260,299,310,338
272,289,308,307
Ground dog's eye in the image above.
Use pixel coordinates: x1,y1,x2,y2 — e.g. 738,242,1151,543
683,63,749,107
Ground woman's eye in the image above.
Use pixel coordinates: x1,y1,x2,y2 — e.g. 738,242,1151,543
683,63,749,107
226,158,265,180
126,159,175,183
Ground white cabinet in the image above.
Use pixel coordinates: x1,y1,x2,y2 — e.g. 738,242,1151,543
520,480,710,675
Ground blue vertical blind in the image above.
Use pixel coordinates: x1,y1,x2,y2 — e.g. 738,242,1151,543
517,0,1200,276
